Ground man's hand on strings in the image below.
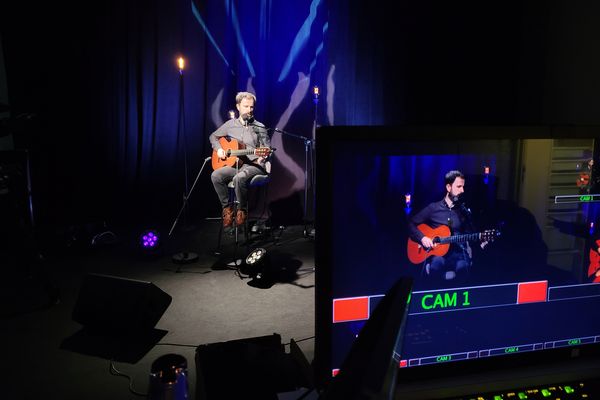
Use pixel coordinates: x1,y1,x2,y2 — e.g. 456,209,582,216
217,148,227,160
421,236,436,249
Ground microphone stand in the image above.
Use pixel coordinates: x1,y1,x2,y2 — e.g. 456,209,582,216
271,127,315,238
168,156,212,269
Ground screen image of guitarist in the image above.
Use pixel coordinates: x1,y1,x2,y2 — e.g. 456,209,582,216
407,170,492,283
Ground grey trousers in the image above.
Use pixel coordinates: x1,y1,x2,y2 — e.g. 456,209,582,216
210,163,265,210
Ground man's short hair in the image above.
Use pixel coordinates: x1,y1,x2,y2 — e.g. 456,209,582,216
445,170,465,185
235,91,257,105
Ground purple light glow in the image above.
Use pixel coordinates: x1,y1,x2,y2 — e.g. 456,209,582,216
140,230,159,249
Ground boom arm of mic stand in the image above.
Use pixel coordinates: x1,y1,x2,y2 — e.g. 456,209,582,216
273,127,314,146
168,156,212,237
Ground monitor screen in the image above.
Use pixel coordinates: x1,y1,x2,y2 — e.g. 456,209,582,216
314,125,600,395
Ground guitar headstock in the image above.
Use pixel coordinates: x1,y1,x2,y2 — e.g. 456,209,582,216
481,229,500,242
255,147,271,157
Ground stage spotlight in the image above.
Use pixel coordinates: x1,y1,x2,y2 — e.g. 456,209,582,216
245,248,274,289
246,247,267,266
140,229,160,250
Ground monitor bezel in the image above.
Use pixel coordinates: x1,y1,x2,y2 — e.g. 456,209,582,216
314,124,600,392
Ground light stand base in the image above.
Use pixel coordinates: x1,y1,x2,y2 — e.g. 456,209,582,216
303,227,315,239
172,251,199,264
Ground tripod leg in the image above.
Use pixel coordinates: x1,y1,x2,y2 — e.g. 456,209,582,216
214,221,224,256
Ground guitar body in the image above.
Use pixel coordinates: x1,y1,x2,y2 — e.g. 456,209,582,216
212,137,244,170
406,224,499,265
407,224,451,264
577,172,590,188
212,137,271,171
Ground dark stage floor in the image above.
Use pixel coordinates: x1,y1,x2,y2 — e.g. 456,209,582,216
2,219,317,400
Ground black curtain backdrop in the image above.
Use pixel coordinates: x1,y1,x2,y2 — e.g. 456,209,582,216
2,0,600,238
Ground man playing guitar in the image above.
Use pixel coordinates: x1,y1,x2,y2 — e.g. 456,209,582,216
209,92,271,228
408,170,489,282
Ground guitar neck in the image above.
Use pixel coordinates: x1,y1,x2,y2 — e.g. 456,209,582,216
228,148,258,157
437,232,481,245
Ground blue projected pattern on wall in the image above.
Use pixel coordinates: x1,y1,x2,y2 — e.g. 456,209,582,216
190,0,329,202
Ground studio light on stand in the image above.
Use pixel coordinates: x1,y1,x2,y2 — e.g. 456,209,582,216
306,85,319,238
177,56,192,232
166,56,212,268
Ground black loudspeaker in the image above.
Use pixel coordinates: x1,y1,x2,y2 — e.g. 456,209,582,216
195,334,302,400
72,273,172,334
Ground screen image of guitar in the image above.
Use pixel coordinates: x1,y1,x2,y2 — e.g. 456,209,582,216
407,223,500,264
577,172,590,187
211,137,271,171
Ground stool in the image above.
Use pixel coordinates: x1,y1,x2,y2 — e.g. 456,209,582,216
215,163,271,255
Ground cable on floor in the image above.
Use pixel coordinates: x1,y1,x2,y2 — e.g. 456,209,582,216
109,360,148,397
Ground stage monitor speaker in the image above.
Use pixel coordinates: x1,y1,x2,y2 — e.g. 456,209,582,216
195,333,301,400
72,273,172,334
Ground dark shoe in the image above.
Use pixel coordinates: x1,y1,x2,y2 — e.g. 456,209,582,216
222,206,234,227
236,209,247,226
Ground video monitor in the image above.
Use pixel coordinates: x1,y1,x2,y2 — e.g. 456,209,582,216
314,126,600,396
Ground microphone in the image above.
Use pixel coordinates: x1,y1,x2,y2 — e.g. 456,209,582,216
241,113,254,127
453,196,472,215
242,113,254,122
460,202,472,215
451,195,471,213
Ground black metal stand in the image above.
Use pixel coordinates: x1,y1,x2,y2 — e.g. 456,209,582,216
309,89,318,239
168,156,212,268
168,66,200,269
177,67,195,234
1,149,60,313
273,128,315,238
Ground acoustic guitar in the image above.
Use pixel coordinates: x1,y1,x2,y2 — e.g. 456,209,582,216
407,223,500,264
211,137,271,171
577,172,590,188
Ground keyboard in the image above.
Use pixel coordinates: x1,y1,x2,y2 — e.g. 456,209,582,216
451,379,600,399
